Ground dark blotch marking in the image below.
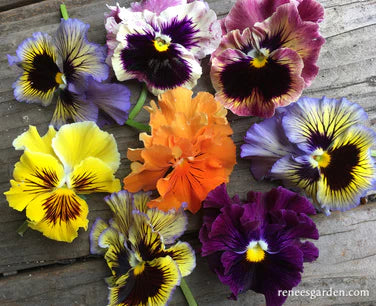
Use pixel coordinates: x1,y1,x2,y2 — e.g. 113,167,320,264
322,144,360,191
220,58,291,101
28,53,60,92
307,131,333,151
43,192,82,224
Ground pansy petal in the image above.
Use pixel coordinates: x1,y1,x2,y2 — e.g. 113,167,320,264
90,218,110,255
27,188,89,242
271,155,320,201
158,1,221,58
297,0,325,23
256,3,325,86
317,125,376,212
130,0,185,14
51,88,99,128
13,32,60,105
241,114,301,179
52,121,120,172
164,241,196,277
282,96,368,152
86,78,131,125
211,46,304,117
13,125,57,156
54,18,108,82
4,151,64,212
108,256,180,306
68,157,121,194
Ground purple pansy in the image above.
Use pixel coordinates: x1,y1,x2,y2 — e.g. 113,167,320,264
210,1,324,117
241,96,376,214
8,18,131,127
200,184,319,306
107,0,221,95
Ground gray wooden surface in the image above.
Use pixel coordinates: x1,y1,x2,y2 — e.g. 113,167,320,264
0,0,375,305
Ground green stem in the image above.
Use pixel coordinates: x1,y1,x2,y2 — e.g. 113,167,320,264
60,3,69,20
125,119,151,133
17,220,29,237
180,277,197,306
128,83,148,120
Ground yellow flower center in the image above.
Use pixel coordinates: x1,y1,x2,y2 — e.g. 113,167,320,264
133,262,145,276
312,151,331,168
55,72,65,85
153,37,170,52
250,50,270,68
246,242,266,263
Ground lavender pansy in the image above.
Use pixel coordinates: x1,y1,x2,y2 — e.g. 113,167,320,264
200,184,319,306
9,18,131,127
241,96,376,214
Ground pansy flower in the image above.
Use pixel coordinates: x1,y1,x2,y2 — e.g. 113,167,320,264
108,1,221,95
210,2,324,117
8,18,131,127
200,184,319,305
90,190,195,305
4,122,121,242
123,87,236,213
241,96,376,214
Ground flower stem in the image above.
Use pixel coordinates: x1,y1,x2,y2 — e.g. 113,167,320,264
129,83,148,120
17,220,29,237
60,3,69,20
125,119,151,133
180,277,197,306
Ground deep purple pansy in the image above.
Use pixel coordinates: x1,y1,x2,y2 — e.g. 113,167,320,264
8,18,131,127
199,184,319,306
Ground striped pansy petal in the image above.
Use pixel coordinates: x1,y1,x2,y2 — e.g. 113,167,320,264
54,18,108,82
89,218,110,255
108,256,180,306
12,32,61,106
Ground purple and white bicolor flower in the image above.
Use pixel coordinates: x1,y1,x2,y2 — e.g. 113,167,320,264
107,0,221,95
199,184,319,306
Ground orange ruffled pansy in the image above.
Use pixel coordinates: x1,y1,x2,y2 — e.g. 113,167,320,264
123,87,236,213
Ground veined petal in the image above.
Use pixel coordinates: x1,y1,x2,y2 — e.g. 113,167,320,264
241,114,302,180
271,155,320,201
68,157,121,194
211,45,304,117
130,0,186,14
12,125,56,156
256,3,325,86
282,97,368,152
297,0,324,23
86,78,131,125
108,256,180,306
164,241,196,277
51,88,99,128
4,150,64,213
90,218,110,255
28,188,89,242
54,18,108,82
13,32,60,105
317,125,376,212
112,24,202,95
158,1,221,59
52,121,120,173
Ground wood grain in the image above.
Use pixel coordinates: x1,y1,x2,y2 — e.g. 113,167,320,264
0,0,375,304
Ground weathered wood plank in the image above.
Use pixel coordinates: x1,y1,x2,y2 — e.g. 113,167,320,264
1,204,375,305
0,2,375,303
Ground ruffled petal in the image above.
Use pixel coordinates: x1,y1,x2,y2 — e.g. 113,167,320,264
52,121,120,173
317,125,376,212
12,125,57,156
68,157,121,194
297,0,324,23
130,0,186,14
164,241,196,277
89,218,110,255
86,78,131,125
282,96,368,152
4,150,64,213
108,256,180,306
54,18,108,82
27,188,89,243
51,88,98,127
12,32,60,105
